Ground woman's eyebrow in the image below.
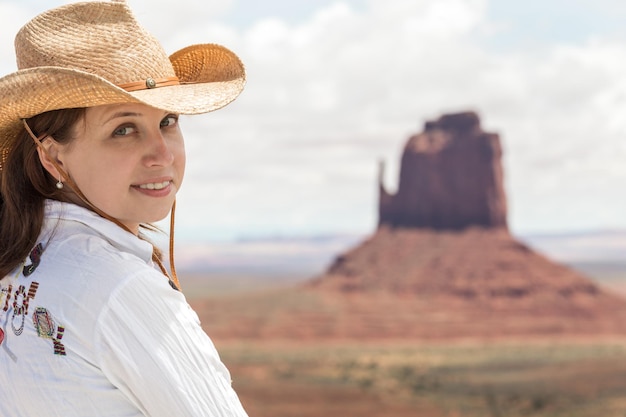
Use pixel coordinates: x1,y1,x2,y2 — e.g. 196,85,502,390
104,111,143,124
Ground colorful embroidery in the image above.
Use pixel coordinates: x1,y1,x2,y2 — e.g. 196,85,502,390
32,307,66,356
0,284,11,312
11,312,25,336
53,326,66,356
11,282,39,336
32,307,55,338
23,243,44,276
0,328,4,345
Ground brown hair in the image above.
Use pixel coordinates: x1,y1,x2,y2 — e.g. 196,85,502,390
0,108,85,279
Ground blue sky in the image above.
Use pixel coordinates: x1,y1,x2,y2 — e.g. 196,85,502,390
486,0,626,46
2,0,626,243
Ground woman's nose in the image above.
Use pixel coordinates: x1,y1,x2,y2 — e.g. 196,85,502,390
143,130,175,167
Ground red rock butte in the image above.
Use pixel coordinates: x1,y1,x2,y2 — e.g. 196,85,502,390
378,111,507,231
195,111,626,342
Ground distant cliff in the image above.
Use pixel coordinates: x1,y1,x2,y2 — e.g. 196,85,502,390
379,111,507,230
195,111,626,342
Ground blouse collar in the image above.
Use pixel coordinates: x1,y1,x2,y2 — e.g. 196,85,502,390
43,200,155,264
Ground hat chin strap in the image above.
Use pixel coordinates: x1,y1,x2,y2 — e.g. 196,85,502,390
21,119,181,290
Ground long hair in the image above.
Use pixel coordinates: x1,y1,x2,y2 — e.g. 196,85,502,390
0,108,85,279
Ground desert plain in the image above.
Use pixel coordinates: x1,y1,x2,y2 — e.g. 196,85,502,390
181,261,626,417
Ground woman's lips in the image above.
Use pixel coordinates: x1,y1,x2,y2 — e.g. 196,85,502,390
137,180,171,190
132,180,173,196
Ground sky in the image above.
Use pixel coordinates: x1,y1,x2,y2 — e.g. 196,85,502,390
2,0,626,244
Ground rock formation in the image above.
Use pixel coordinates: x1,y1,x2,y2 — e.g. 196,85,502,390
379,111,507,230
310,112,612,298
194,111,626,342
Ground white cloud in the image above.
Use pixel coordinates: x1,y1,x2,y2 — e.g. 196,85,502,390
0,3,31,73
2,0,626,240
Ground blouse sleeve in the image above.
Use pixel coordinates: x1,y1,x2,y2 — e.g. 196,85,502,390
93,270,249,417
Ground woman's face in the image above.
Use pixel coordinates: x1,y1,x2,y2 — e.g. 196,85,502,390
54,103,185,233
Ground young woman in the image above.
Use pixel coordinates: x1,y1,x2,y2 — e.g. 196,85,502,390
0,1,248,416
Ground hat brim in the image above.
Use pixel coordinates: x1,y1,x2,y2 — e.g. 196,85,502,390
0,43,245,157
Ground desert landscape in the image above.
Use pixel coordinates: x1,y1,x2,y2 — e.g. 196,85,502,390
183,113,626,417
185,275,626,417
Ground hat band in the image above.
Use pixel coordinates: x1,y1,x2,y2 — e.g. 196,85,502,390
117,76,180,92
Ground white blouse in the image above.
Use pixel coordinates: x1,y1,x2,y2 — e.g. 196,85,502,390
0,200,248,417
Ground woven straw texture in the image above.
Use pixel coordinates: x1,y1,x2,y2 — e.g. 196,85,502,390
0,1,245,172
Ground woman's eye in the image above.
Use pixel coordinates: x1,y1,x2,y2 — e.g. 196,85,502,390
113,125,135,136
160,115,179,128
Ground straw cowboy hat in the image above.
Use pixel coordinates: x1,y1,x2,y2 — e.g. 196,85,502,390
0,0,245,170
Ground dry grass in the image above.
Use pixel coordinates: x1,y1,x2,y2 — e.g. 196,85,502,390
217,339,626,417
182,267,626,416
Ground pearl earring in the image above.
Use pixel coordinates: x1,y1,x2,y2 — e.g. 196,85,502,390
56,176,63,189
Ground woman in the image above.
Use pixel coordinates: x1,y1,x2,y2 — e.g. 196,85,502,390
0,1,248,416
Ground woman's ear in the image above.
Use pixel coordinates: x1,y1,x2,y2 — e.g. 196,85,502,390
35,136,64,179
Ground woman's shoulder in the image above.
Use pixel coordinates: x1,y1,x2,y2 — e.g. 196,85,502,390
22,219,173,328
41,202,156,274
26,213,164,307
48,223,152,276
26,201,174,322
